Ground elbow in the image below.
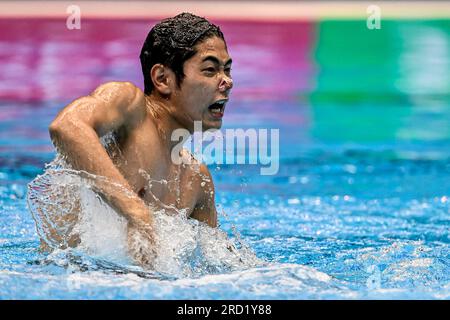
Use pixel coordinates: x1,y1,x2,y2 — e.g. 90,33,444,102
48,120,59,135
48,117,94,150
48,117,75,146
48,121,65,151
49,119,65,141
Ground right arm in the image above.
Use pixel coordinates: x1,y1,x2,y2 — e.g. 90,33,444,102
49,81,151,226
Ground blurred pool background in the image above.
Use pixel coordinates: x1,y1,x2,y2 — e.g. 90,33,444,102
0,1,449,299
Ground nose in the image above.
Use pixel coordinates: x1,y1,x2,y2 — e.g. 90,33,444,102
218,75,233,93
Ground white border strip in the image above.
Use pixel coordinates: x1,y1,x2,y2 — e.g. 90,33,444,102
0,1,449,20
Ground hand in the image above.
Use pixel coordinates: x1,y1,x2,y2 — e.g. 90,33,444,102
127,213,157,269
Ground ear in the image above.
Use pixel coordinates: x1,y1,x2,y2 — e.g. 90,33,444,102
150,64,175,96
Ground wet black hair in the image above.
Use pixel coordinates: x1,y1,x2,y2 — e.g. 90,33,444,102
140,12,226,95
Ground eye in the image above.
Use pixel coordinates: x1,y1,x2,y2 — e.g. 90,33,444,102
203,67,216,74
225,67,232,76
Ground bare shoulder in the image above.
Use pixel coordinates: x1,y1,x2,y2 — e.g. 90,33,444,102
84,81,147,134
50,81,148,138
54,81,145,119
90,81,145,110
180,150,212,179
199,162,214,185
189,160,217,228
196,162,215,205
179,149,215,198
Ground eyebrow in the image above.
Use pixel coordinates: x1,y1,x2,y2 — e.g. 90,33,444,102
201,55,232,66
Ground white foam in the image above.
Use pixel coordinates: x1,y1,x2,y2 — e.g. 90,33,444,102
27,160,264,277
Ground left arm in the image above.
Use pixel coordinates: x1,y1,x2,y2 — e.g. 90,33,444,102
190,164,218,228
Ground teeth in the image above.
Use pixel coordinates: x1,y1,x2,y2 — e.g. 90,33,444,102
209,100,226,113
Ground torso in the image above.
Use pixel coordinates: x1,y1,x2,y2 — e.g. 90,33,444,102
102,114,203,218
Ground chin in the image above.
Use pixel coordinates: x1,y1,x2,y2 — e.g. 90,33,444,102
203,119,223,131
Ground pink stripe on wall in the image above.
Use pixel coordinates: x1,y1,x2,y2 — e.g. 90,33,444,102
0,18,315,103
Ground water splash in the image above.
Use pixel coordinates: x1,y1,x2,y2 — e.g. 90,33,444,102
27,157,264,278
355,240,450,293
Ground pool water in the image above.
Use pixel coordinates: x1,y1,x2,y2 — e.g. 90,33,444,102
0,19,449,299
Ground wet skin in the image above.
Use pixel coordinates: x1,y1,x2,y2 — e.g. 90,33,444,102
48,37,233,266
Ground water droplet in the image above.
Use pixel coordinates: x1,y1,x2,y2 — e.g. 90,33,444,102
344,164,357,174
288,176,297,184
11,184,25,199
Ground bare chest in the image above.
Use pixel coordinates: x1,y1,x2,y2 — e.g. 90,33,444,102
102,126,199,216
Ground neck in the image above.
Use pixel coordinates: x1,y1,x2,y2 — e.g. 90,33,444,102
145,94,191,155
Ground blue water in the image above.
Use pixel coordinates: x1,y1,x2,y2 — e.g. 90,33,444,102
1,18,450,299
1,99,449,299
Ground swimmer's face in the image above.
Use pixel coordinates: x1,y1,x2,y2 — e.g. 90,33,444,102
170,36,233,132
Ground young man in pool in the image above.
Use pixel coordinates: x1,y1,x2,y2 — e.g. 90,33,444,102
48,13,233,267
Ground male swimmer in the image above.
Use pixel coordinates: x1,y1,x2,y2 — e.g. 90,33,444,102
47,13,233,267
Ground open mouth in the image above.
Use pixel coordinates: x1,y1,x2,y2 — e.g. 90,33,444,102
208,99,227,119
